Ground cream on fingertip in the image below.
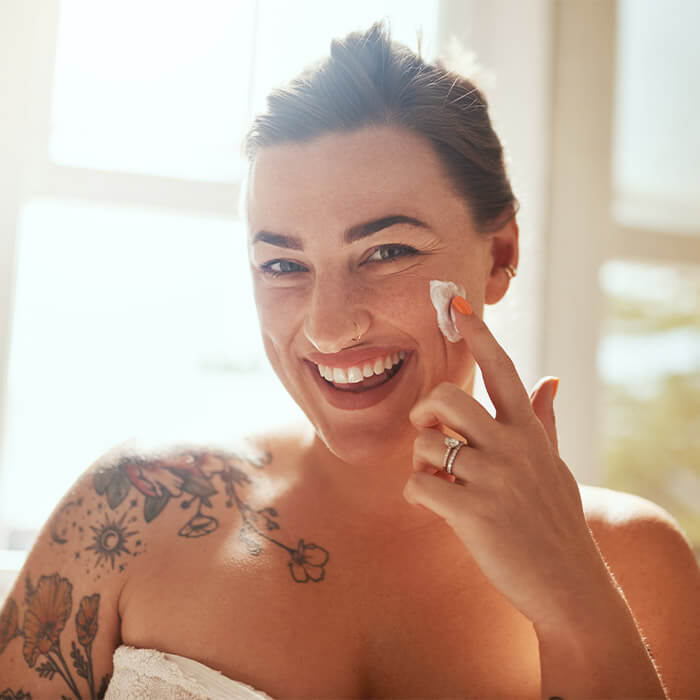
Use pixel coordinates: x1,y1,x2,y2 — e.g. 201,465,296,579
429,279,465,342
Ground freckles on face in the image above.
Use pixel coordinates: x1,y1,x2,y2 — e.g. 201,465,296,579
251,249,480,406
245,127,489,434
366,270,477,392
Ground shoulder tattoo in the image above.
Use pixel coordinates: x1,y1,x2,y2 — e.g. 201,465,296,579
48,445,330,583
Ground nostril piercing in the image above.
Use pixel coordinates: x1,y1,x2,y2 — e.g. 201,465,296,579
352,320,363,343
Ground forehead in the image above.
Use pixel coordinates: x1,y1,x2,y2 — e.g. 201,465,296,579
246,126,464,233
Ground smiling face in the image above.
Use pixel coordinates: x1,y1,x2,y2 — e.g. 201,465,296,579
245,125,515,465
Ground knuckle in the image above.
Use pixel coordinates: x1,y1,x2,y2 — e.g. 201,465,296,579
471,324,491,343
435,381,458,399
493,352,515,374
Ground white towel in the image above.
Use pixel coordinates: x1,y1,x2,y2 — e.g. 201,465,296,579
104,645,275,700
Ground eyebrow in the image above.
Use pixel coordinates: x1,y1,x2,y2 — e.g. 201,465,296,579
251,214,431,250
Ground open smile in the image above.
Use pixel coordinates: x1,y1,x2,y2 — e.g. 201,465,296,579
304,352,412,411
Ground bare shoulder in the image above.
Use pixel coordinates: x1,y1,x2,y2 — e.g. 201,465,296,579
102,426,308,581
579,483,687,531
0,440,135,697
0,434,288,697
578,482,699,603
93,432,280,541
577,487,700,699
579,482,696,563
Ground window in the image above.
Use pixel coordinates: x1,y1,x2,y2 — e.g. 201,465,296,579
598,261,700,547
0,0,439,548
547,0,700,557
612,0,700,232
599,0,700,550
50,0,256,181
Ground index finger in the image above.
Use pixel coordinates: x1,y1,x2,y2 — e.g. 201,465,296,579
451,296,532,424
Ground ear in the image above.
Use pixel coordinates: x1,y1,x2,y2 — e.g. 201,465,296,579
484,216,519,306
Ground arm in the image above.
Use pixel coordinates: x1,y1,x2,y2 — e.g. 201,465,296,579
0,447,130,699
535,505,700,700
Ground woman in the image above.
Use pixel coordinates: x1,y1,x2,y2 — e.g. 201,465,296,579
1,21,698,700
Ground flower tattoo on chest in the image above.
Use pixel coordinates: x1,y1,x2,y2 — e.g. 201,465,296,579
47,445,329,583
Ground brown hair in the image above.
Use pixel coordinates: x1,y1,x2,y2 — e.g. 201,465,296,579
242,20,517,232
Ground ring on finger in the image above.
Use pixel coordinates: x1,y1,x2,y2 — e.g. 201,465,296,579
442,436,462,470
445,440,466,475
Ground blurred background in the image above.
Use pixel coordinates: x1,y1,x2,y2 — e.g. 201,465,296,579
1,0,698,587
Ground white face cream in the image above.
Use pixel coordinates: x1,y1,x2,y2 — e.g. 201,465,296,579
429,280,466,343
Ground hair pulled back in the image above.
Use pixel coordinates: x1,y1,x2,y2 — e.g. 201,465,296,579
242,20,517,233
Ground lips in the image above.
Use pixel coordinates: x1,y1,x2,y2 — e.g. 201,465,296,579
314,349,405,386
304,352,412,411
324,358,404,392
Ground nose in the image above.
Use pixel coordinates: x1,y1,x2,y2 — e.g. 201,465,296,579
303,272,371,354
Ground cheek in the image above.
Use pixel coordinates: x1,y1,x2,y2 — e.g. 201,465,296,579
372,277,433,324
253,284,298,340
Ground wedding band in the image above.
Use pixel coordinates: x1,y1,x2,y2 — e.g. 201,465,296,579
442,437,461,469
445,441,465,475
442,436,465,475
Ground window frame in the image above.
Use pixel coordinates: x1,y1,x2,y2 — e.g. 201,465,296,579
546,0,700,490
0,0,243,550
1,0,556,549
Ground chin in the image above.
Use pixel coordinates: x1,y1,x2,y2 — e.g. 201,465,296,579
314,419,415,467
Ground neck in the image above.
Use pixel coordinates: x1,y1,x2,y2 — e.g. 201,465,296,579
291,374,477,554
296,432,457,554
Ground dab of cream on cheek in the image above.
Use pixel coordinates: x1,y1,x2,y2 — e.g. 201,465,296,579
429,280,465,342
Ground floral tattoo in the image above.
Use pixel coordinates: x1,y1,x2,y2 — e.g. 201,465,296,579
49,446,330,583
0,573,109,699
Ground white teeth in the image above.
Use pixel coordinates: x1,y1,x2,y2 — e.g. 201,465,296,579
346,366,364,383
317,352,406,384
332,367,348,383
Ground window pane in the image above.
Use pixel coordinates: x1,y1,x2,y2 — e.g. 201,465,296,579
251,0,439,115
597,260,700,552
0,198,302,535
612,0,700,233
50,0,255,181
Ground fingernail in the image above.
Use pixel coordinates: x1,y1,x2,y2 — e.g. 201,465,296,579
452,296,472,315
552,377,560,399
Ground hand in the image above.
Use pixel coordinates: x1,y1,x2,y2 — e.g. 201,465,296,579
403,297,606,628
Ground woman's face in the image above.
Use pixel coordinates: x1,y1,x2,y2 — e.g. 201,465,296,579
246,125,513,465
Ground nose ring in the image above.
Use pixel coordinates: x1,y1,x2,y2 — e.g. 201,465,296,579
352,320,363,343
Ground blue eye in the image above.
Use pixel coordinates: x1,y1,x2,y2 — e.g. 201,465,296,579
260,259,307,277
366,244,419,263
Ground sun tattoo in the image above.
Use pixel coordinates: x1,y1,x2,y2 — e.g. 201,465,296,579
85,512,136,569
89,445,331,583
43,443,331,583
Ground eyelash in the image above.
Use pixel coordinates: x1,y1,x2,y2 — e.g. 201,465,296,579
259,244,420,278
